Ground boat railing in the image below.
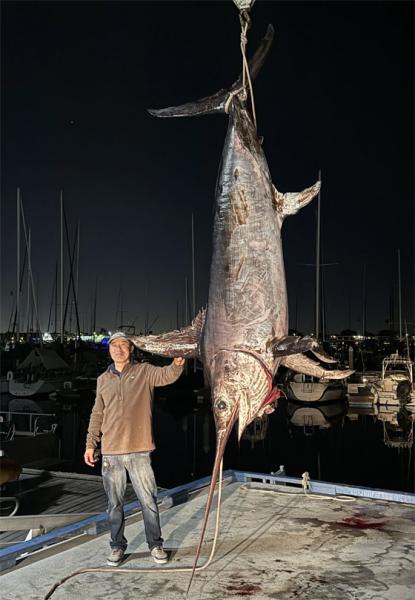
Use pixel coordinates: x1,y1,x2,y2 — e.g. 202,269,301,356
0,411,58,439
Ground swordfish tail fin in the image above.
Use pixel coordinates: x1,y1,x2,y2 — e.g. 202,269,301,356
148,24,274,118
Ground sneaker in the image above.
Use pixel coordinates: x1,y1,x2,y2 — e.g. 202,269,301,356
150,546,168,564
107,548,125,566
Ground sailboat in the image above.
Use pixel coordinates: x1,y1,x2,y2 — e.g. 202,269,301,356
284,172,346,404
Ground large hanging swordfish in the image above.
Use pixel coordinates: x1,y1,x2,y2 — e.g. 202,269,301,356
131,24,352,571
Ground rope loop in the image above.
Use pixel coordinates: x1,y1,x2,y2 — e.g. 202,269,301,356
237,9,257,130
224,86,245,114
239,9,251,31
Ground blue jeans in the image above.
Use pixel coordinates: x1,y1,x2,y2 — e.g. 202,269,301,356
101,452,163,551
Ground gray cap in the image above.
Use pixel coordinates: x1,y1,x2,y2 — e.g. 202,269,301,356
108,332,131,345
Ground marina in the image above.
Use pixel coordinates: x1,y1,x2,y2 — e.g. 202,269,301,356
1,1,414,598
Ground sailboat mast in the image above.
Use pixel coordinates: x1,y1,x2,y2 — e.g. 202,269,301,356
20,201,42,342
60,191,64,343
25,228,31,336
93,277,98,333
16,188,20,343
185,276,189,325
191,212,196,319
191,213,197,373
76,220,80,306
315,170,321,339
54,262,58,334
398,248,402,339
362,262,367,337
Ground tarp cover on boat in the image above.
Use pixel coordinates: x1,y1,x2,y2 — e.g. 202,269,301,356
19,349,70,371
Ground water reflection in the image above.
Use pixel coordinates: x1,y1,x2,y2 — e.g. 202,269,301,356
1,385,414,494
242,414,269,448
348,403,414,450
154,389,414,493
287,399,347,435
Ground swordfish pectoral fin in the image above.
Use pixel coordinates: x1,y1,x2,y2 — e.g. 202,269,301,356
272,336,340,363
148,25,274,118
281,353,354,380
130,309,205,359
271,335,318,357
311,347,338,364
272,180,321,221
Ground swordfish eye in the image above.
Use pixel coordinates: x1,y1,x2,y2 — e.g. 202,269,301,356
215,399,228,411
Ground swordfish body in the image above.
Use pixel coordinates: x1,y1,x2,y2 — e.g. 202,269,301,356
130,24,352,584
201,94,318,442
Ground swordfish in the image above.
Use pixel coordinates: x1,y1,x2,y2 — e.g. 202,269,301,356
131,23,352,577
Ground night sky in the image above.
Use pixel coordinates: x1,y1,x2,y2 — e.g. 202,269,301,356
1,1,413,337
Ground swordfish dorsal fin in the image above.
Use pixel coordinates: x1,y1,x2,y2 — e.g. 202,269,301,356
130,309,206,358
272,180,321,221
281,353,354,380
148,24,274,119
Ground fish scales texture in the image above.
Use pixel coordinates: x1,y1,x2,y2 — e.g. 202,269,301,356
198,98,290,441
203,100,286,380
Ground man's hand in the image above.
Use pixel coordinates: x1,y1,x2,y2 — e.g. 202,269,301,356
84,449,96,467
174,357,185,367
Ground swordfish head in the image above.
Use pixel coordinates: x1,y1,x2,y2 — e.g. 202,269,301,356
210,350,271,444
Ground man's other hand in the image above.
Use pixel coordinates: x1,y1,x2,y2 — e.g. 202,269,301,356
174,357,185,367
84,449,96,467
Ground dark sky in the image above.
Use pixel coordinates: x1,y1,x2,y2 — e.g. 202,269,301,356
1,0,414,336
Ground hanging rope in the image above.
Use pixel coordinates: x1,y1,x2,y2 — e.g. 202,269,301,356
239,9,257,130
224,9,257,130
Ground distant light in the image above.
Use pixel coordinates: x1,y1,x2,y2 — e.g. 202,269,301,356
42,332,53,342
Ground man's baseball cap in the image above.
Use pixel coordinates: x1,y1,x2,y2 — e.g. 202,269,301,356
108,332,131,345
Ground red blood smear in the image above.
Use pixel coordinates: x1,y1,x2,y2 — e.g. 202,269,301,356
226,582,262,596
340,516,386,529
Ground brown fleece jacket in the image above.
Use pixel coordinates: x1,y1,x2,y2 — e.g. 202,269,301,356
86,360,183,454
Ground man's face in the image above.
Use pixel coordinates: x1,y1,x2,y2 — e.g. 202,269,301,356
109,339,132,364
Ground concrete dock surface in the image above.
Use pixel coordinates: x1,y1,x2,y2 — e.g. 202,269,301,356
1,480,414,599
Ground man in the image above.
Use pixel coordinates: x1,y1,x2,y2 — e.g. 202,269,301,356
84,331,184,567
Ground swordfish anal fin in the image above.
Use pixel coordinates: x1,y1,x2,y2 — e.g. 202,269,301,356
148,24,274,119
130,309,205,358
281,353,354,380
272,181,321,222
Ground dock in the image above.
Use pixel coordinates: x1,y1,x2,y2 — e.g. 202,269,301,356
1,470,414,599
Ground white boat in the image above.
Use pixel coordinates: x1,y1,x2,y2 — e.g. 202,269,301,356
346,371,379,405
285,372,346,403
370,354,415,406
8,348,72,397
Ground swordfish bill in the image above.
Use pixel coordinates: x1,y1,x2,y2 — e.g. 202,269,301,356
130,23,352,591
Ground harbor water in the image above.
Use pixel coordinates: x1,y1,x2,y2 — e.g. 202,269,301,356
2,380,413,494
